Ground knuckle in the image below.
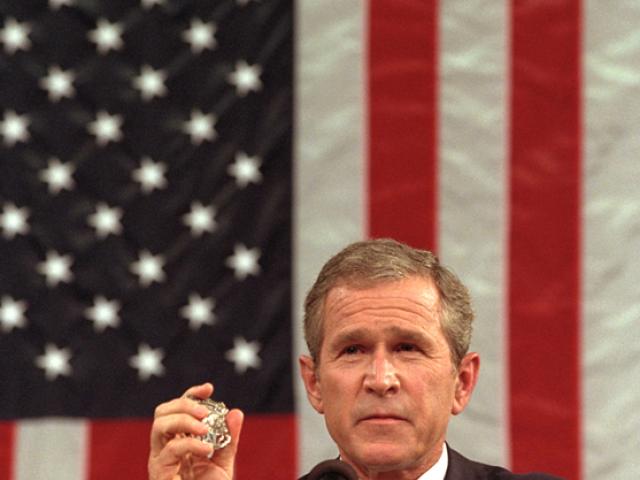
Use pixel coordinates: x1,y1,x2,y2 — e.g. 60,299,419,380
164,438,180,455
153,403,165,418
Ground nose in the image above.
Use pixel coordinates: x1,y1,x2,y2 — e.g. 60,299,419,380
363,349,399,396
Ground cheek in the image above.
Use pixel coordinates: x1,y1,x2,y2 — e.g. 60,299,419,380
321,382,353,443
321,371,356,414
409,370,456,405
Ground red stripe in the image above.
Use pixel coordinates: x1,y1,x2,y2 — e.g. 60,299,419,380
86,415,295,480
368,0,439,250
0,422,15,480
235,414,297,479
509,1,582,479
88,419,152,480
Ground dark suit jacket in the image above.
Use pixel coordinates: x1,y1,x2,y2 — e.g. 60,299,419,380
299,446,564,480
444,447,563,479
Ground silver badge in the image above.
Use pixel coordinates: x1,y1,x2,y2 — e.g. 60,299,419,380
189,396,232,452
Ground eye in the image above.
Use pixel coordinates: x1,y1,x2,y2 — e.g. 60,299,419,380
342,345,362,355
397,343,418,353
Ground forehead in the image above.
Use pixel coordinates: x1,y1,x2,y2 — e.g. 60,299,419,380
323,277,441,332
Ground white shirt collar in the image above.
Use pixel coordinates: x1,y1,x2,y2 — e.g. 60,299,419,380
416,443,448,480
337,443,449,480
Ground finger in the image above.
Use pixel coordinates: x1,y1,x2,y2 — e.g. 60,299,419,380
154,396,210,420
150,412,209,454
209,409,244,472
153,435,214,468
226,409,244,445
182,382,214,400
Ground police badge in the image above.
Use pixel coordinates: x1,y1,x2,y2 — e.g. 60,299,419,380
188,396,232,453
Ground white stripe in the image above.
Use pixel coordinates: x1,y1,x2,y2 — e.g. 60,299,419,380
438,0,510,468
583,2,640,479
15,418,88,480
294,0,366,475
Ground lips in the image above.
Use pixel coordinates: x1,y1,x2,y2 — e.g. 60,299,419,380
358,413,407,423
354,404,410,425
363,414,403,420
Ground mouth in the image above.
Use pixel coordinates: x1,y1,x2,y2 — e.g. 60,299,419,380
358,414,407,425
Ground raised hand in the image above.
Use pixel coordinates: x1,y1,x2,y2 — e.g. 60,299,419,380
148,383,244,480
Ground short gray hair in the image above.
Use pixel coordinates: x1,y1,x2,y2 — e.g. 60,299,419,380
303,238,473,366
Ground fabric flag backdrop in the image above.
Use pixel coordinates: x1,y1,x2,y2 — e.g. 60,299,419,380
0,1,295,479
295,2,638,480
0,1,638,480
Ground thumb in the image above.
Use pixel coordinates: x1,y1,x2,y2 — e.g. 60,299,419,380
211,409,244,474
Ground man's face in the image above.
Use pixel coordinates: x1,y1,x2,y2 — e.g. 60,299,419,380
300,277,478,478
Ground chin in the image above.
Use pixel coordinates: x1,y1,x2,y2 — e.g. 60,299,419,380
351,442,414,470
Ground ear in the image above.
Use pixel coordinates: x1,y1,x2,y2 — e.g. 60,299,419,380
299,355,324,414
451,352,480,415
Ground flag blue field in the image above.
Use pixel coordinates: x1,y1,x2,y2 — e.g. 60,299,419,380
0,1,294,478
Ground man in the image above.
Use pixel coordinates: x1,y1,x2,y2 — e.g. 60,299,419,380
148,239,562,479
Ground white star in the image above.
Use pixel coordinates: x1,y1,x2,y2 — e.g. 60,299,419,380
39,157,75,194
141,0,166,8
182,19,216,53
40,65,75,102
133,65,167,101
0,18,31,54
35,344,73,381
180,293,216,331
183,201,216,237
225,337,261,374
88,203,123,238
228,152,262,188
182,110,216,145
0,110,30,146
0,296,28,333
129,343,165,381
85,295,121,332
0,203,29,239
37,251,74,287
227,61,262,97
49,0,75,9
88,19,124,54
130,250,166,287
132,157,168,193
225,244,261,280
88,111,123,146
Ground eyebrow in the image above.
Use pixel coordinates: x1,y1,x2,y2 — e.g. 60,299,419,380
329,325,434,349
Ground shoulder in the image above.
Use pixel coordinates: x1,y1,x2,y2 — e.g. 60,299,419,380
446,446,565,480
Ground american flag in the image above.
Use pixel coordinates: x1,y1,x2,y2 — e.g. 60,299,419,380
1,0,294,479
2,1,639,480
294,2,638,480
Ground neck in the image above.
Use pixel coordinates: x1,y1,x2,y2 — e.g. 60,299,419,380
339,442,445,480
